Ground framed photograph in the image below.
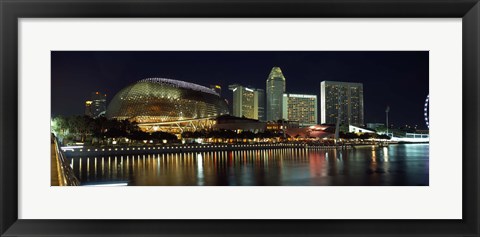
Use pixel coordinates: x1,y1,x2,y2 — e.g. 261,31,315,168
1,0,479,236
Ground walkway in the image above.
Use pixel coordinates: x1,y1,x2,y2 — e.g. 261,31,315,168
51,141,63,186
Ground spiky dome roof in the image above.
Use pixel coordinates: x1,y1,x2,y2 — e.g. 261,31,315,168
106,78,229,123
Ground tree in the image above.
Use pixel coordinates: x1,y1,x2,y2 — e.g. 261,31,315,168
151,131,177,141
193,131,207,138
339,132,359,139
181,131,194,139
377,134,391,140
373,125,387,133
51,116,68,137
51,115,145,143
240,131,256,140
104,127,127,138
359,133,374,140
128,131,151,141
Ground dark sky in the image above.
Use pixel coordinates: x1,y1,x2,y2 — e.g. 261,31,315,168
51,51,429,129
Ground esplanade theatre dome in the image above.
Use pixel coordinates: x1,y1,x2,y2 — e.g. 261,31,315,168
106,78,229,123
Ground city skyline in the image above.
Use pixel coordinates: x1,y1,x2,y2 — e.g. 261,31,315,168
50,51,430,187
52,51,429,128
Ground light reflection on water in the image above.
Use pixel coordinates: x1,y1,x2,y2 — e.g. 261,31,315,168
69,144,429,186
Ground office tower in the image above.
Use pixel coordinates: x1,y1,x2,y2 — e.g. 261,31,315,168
282,93,318,127
266,67,286,122
320,81,364,126
84,101,93,117
85,91,107,118
210,84,222,96
256,89,265,121
228,84,261,120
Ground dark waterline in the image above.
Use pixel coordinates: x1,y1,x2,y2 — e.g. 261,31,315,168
68,144,429,186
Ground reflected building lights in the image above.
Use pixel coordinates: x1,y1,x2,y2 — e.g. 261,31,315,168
68,144,428,186
197,153,205,186
383,147,389,162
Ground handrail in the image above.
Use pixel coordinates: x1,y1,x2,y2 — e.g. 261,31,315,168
53,136,80,186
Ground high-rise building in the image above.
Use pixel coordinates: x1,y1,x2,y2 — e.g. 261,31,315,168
320,81,364,126
228,84,261,120
266,67,286,122
256,89,265,121
282,93,318,127
210,85,222,96
85,91,107,118
85,100,93,117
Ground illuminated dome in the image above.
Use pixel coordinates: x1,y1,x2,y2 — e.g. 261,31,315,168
106,78,229,123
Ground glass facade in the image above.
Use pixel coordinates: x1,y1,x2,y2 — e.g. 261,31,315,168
256,89,265,121
320,81,364,126
106,78,229,123
266,67,286,122
228,84,261,120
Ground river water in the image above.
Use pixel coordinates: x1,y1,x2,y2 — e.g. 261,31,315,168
69,144,429,186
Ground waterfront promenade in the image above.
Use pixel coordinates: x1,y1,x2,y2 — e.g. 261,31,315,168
59,142,390,157
64,143,308,157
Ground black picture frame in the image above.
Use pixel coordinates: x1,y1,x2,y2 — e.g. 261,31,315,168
1,0,479,236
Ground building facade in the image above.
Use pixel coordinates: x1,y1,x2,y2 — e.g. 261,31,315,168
213,115,266,133
282,93,318,127
229,84,262,120
266,120,299,132
256,89,265,121
320,81,364,126
349,125,375,134
85,91,107,118
266,67,286,122
84,100,93,117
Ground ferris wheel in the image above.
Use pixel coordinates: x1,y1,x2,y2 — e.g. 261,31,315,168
424,95,429,129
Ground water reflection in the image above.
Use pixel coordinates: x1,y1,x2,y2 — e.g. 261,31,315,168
69,144,429,186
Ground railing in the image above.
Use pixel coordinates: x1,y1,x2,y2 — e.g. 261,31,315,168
63,143,308,157
53,137,80,186
405,133,430,139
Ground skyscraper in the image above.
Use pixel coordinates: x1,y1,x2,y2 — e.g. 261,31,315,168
84,100,93,117
320,81,364,126
85,91,107,118
282,93,318,127
256,89,265,121
266,67,286,122
228,84,261,120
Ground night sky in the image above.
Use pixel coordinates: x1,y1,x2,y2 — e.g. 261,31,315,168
51,51,429,129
